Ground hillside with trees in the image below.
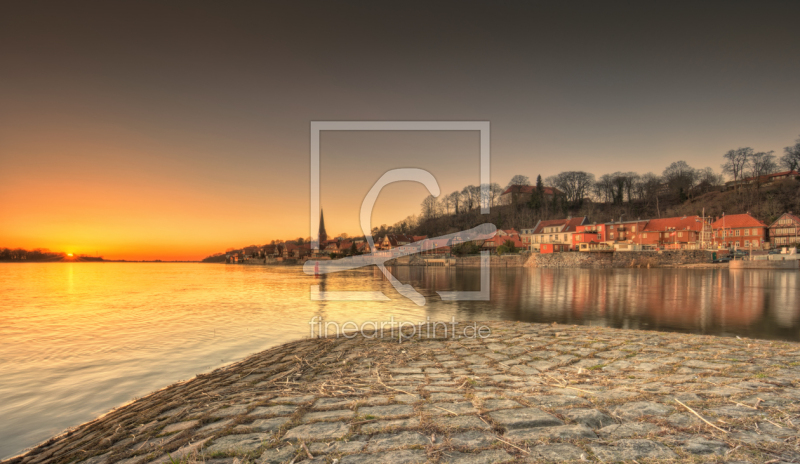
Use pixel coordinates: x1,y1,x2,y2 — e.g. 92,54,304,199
388,135,800,240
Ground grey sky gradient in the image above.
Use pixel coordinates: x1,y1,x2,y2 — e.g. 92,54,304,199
1,1,799,256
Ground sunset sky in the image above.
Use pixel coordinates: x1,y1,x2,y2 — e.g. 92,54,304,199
1,1,799,260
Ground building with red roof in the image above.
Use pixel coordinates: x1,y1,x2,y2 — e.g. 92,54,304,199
639,216,712,249
572,223,607,249
482,233,525,251
521,217,587,252
710,213,768,249
768,212,800,247
499,184,561,206
724,170,799,190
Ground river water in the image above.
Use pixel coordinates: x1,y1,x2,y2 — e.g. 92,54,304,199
1,263,798,458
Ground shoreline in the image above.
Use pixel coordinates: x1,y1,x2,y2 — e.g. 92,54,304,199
5,322,799,464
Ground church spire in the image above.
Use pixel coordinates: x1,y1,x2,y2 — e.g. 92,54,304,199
318,209,328,244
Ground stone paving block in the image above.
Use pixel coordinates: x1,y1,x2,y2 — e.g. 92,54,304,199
308,440,365,455
302,408,355,422
590,439,678,461
488,407,563,430
529,443,587,462
682,437,730,455
282,422,350,441
313,397,356,409
197,419,234,434
441,449,514,463
422,402,477,416
365,431,429,452
360,404,415,418
611,401,674,419
271,395,316,404
698,386,745,397
709,405,764,418
259,445,297,464
360,417,421,434
562,408,615,429
592,389,640,401
160,420,199,434
249,405,296,417
526,395,590,408
240,417,289,432
506,424,596,441
665,413,701,428
683,360,731,370
212,405,250,418
480,399,522,411
728,431,781,445
205,433,269,454
359,395,393,406
339,449,428,463
429,392,467,402
449,430,497,448
433,415,491,430
393,394,420,404
597,422,661,438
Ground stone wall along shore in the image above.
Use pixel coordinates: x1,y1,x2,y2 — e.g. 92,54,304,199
526,250,715,269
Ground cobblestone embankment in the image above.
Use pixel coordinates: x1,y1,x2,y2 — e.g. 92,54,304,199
6,322,800,464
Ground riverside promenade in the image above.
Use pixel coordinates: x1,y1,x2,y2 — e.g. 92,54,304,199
5,322,800,464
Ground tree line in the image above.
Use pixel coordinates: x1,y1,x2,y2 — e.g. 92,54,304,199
0,248,70,261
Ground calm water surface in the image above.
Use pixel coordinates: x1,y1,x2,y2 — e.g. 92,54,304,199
1,263,799,458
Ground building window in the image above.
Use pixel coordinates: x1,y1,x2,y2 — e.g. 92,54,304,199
735,230,740,236
678,232,683,237
632,226,636,232
643,233,647,238
753,228,758,235
610,233,614,239
745,229,750,236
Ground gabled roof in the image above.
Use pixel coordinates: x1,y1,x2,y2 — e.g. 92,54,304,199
768,170,800,178
769,212,800,228
531,219,569,234
562,217,588,232
643,216,704,232
710,213,767,229
531,217,587,234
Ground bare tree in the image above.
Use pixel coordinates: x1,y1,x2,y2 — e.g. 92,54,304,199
749,151,777,180
594,174,615,203
781,135,800,172
546,171,595,205
461,186,474,211
662,161,697,200
447,191,461,214
421,194,438,219
489,182,503,207
722,147,752,188
695,167,724,193
506,175,530,188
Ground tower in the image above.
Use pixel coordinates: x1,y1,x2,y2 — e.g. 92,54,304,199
318,209,328,244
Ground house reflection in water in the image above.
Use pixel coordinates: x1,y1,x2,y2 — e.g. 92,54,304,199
379,267,800,341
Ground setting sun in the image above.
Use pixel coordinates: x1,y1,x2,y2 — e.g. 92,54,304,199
67,253,73,257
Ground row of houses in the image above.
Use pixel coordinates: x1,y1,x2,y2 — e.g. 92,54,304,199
520,212,800,253
227,211,798,262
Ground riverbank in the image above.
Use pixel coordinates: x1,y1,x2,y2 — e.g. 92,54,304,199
6,322,799,464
